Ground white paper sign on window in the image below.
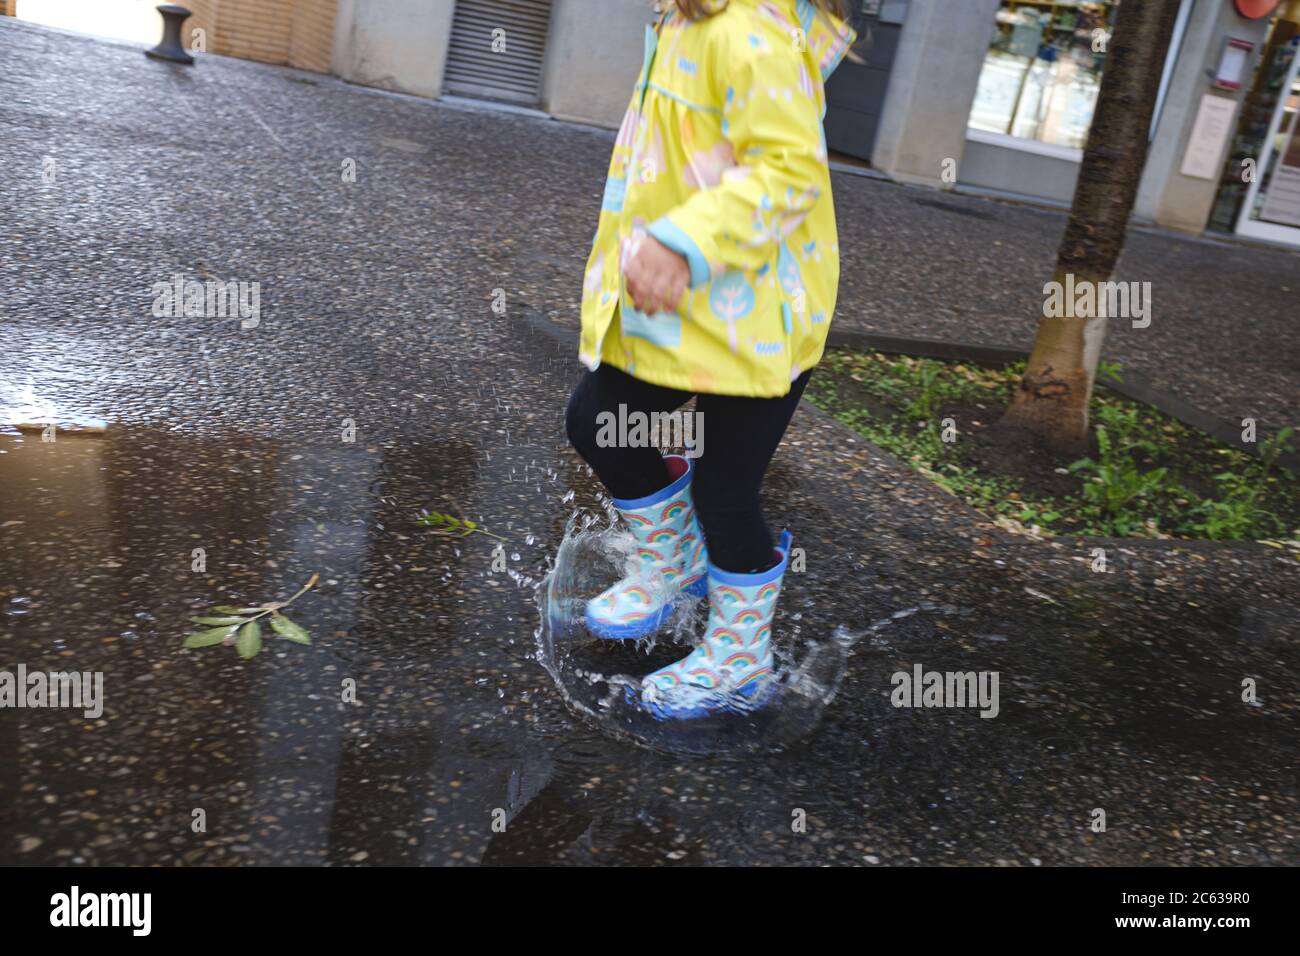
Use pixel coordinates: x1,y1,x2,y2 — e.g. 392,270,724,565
1180,93,1239,181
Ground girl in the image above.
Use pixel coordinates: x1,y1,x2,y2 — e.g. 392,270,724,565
565,0,856,719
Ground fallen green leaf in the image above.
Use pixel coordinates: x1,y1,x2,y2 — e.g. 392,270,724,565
185,626,234,648
270,612,311,645
236,620,263,659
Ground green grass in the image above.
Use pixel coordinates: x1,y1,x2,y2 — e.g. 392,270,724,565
806,349,1299,542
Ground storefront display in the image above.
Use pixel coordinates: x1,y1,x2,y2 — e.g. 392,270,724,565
1249,36,1300,229
1210,22,1297,231
1210,20,1300,244
968,0,1119,149
1258,112,1300,225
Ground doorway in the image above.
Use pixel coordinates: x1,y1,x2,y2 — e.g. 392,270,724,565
1235,34,1300,244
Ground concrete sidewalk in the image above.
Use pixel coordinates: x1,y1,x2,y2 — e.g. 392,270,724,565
1,20,1297,866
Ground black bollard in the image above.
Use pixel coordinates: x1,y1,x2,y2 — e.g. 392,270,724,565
145,4,195,65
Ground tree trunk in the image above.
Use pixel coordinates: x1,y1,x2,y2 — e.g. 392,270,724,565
1000,0,1182,455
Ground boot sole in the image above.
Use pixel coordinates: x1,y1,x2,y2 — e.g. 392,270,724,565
625,676,776,721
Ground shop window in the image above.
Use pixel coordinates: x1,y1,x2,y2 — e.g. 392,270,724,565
968,1,1120,150
1209,23,1300,234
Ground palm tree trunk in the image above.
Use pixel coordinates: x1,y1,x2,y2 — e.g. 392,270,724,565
1000,0,1183,454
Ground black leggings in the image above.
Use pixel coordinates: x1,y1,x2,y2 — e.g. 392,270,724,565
565,364,810,573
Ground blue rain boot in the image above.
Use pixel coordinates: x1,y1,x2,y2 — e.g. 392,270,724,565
585,454,709,640
634,530,792,719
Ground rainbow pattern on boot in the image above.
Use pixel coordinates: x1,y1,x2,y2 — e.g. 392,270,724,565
585,455,709,640
635,530,793,720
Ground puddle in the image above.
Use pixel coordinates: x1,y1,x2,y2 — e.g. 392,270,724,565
1,407,1297,865
1,380,109,435
533,509,860,755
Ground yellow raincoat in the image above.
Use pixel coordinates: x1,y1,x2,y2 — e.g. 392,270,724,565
578,0,855,398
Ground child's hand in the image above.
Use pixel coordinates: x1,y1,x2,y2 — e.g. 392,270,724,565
625,236,690,315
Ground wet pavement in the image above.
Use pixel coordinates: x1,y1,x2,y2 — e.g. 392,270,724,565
1,20,1298,866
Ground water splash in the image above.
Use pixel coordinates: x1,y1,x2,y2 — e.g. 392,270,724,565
533,510,861,755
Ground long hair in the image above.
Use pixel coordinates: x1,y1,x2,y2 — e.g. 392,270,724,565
667,0,852,22
659,0,864,62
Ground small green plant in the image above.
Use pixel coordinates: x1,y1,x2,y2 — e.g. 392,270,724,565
184,573,317,659
416,510,505,539
1069,408,1168,532
1012,502,1063,528
1192,479,1269,539
905,360,943,421
808,348,1300,541
1187,426,1294,539
1096,360,1124,385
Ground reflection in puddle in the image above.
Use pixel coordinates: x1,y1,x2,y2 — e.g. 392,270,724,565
534,510,861,755
4,411,1297,864
1,380,108,435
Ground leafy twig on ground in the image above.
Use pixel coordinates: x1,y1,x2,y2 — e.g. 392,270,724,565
184,573,318,658
416,510,505,540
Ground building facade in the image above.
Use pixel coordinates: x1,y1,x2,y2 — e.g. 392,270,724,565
7,0,1296,248
185,0,337,74
336,0,1300,252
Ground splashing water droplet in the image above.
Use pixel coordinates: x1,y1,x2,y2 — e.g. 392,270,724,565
525,511,862,755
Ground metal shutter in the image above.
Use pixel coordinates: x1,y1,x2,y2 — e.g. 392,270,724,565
443,0,554,106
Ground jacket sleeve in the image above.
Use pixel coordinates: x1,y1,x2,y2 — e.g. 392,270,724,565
646,41,824,288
